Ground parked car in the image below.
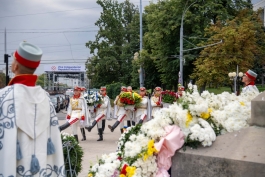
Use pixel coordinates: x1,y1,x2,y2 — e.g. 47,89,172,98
50,96,60,113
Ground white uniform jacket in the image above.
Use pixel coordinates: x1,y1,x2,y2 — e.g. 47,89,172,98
150,95,162,117
67,96,90,126
135,96,150,120
242,85,259,93
96,95,111,120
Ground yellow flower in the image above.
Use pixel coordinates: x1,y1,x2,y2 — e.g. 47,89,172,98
88,173,93,177
120,174,126,177
126,166,136,177
200,108,212,120
240,102,245,106
185,111,193,127
142,140,158,161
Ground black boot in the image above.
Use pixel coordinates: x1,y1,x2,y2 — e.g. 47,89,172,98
59,122,71,132
102,119,106,133
108,121,120,132
132,121,135,126
120,128,124,134
97,128,103,141
85,120,97,132
80,128,86,141
74,135,79,143
138,119,143,125
127,120,131,127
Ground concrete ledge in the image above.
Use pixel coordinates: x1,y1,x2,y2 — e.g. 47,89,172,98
250,92,265,127
172,126,265,177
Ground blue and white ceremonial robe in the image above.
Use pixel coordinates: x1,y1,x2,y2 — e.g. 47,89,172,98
0,84,65,177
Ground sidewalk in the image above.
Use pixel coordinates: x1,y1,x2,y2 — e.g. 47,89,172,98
59,111,121,177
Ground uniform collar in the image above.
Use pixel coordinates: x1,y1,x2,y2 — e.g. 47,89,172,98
8,74,37,86
246,81,255,86
73,94,80,99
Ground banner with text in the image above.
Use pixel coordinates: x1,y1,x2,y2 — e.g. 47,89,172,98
44,65,85,72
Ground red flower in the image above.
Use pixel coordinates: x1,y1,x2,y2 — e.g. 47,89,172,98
120,164,128,175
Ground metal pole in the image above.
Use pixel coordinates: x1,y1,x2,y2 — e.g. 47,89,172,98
179,0,197,86
4,28,9,85
139,0,144,87
179,17,184,86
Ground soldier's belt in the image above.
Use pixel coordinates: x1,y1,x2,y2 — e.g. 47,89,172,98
72,108,82,110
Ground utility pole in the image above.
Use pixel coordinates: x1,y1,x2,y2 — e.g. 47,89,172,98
139,0,144,87
4,28,10,86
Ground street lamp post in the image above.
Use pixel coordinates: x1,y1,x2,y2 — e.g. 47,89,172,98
139,0,144,87
228,65,243,96
179,0,197,86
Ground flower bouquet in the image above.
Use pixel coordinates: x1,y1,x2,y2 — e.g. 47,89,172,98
87,84,260,177
119,92,142,110
161,90,178,106
84,91,102,107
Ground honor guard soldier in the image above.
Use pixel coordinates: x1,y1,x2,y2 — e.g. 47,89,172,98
79,87,88,141
242,69,259,93
86,86,111,141
136,87,150,124
0,42,64,176
59,86,89,143
108,86,128,133
126,86,135,127
150,87,162,118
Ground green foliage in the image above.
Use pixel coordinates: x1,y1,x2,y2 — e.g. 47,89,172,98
143,0,253,88
85,0,140,87
182,134,201,151
106,82,125,100
61,134,84,177
191,9,265,88
36,74,45,87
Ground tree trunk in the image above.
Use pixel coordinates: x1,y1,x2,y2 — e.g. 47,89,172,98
200,82,207,94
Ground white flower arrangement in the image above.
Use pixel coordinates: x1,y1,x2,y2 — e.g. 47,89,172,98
87,84,259,177
84,91,103,106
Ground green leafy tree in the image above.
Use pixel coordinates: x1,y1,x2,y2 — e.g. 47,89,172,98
86,0,140,88
142,0,252,89
191,9,265,88
36,74,45,87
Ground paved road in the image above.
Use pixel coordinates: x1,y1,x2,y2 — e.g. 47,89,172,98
57,110,121,177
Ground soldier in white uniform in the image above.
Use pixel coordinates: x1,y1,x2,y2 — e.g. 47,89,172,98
150,87,163,119
241,69,259,93
79,87,90,141
135,87,150,124
108,86,128,133
0,42,64,176
59,86,89,143
126,86,135,127
86,86,111,141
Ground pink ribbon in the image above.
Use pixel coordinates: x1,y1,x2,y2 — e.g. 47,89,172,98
155,125,184,177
